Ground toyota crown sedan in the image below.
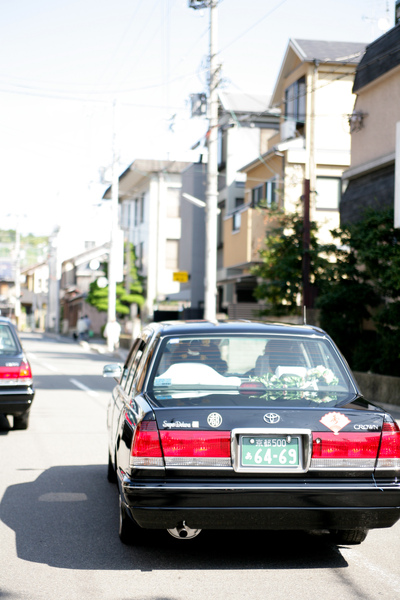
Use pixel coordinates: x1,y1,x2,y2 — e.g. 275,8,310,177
103,320,400,545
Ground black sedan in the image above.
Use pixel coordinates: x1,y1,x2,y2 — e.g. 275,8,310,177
103,321,400,545
0,316,34,429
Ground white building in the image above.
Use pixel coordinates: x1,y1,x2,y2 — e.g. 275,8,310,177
108,159,191,321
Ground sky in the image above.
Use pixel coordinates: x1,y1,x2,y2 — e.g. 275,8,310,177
0,0,395,253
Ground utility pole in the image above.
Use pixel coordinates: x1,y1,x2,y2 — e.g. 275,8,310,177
190,0,219,321
107,99,119,351
302,179,312,315
14,217,21,329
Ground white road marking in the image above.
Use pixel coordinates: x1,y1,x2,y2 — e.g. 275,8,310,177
42,362,59,372
340,548,400,593
69,378,99,397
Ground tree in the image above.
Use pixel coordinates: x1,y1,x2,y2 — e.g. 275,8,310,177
252,207,336,315
87,243,145,317
318,208,400,375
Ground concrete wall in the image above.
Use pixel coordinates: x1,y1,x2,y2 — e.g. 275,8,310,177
350,65,400,170
354,371,400,407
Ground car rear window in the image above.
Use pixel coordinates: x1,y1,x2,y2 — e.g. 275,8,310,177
0,324,19,354
148,334,355,406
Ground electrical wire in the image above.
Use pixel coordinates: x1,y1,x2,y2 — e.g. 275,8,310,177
219,0,290,54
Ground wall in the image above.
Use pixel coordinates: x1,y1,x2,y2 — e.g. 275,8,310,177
350,65,400,170
354,371,400,407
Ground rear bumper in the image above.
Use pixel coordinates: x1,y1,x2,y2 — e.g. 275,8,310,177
0,387,35,416
120,476,400,531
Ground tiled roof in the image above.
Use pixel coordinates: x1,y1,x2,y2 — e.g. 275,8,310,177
353,25,400,92
293,39,366,64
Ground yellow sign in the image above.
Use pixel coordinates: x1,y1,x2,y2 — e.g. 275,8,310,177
173,271,189,283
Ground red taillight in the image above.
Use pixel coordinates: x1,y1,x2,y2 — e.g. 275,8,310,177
0,366,19,379
130,421,163,467
377,421,400,469
0,360,32,384
19,361,32,380
311,432,380,469
130,423,231,468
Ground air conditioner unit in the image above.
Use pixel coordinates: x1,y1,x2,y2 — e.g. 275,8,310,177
280,119,296,142
188,0,208,8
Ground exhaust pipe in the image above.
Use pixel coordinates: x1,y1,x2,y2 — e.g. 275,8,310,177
167,522,201,540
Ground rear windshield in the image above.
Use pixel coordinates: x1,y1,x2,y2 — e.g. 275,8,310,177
0,324,19,354
148,334,356,406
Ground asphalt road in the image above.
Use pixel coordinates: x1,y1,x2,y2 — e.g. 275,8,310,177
0,332,399,600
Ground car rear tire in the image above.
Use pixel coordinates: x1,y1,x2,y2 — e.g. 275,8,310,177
332,529,368,545
118,494,145,545
13,411,30,430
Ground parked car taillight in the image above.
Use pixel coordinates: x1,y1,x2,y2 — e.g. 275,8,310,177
0,360,33,386
376,421,400,470
18,360,33,382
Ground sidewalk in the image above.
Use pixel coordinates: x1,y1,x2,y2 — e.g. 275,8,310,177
80,338,129,363
40,331,129,363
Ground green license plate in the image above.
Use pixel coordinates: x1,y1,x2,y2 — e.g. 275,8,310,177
241,435,300,468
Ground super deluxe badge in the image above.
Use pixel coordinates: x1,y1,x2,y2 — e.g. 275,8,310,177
320,412,351,435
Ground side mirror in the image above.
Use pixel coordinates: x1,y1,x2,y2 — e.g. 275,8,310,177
103,364,122,380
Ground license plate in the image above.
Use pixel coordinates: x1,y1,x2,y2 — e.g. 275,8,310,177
240,435,300,468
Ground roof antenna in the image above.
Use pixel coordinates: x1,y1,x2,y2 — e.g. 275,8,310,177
303,305,307,324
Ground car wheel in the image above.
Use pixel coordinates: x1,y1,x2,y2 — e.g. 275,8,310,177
107,453,117,484
118,494,145,545
332,529,368,545
13,411,30,430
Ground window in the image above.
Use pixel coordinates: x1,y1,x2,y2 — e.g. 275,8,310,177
251,179,277,208
235,197,244,208
120,339,142,390
134,198,139,226
0,325,18,353
150,335,353,407
265,179,277,207
140,193,145,223
166,239,179,270
125,343,145,395
166,188,180,218
232,211,241,232
251,184,264,207
315,177,341,210
121,202,131,231
218,128,227,168
285,76,306,125
217,204,224,248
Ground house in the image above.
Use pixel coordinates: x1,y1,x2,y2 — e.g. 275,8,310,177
220,38,365,318
0,260,14,319
340,23,400,224
59,242,110,335
216,92,280,307
20,261,49,330
111,159,191,321
176,162,207,318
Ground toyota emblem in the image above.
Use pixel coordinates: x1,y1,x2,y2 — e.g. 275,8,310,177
264,413,280,424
